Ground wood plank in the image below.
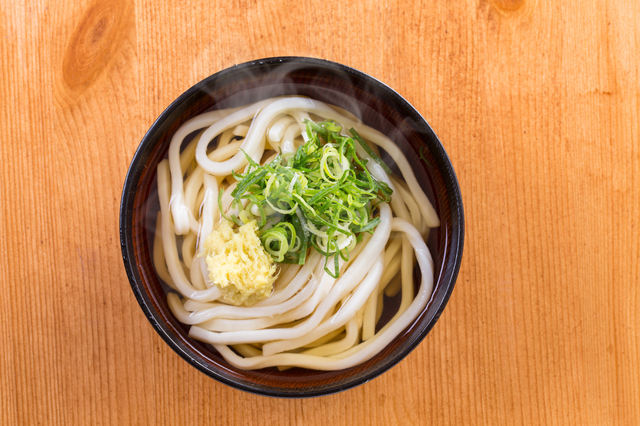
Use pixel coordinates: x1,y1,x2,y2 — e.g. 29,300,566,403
1,0,638,424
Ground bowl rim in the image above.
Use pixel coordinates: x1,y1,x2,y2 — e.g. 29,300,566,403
120,56,464,398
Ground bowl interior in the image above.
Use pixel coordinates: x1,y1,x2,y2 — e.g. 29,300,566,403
120,57,464,397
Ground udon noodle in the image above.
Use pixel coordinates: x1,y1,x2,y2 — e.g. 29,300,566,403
153,96,439,370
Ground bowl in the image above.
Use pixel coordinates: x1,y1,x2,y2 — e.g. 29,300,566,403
120,57,464,398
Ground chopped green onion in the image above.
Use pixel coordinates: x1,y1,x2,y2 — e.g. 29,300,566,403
349,128,393,174
217,119,393,277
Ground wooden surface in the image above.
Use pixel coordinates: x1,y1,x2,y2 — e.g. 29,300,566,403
1,0,639,424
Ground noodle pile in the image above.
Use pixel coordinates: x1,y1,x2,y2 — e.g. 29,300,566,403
153,96,439,370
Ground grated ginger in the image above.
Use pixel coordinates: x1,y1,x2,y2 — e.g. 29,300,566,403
203,220,277,306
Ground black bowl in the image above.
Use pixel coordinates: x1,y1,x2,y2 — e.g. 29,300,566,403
120,57,464,398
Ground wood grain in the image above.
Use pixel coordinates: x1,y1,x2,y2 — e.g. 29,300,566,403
1,0,638,424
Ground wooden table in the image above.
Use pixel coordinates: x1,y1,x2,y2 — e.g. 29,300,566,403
2,0,638,424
